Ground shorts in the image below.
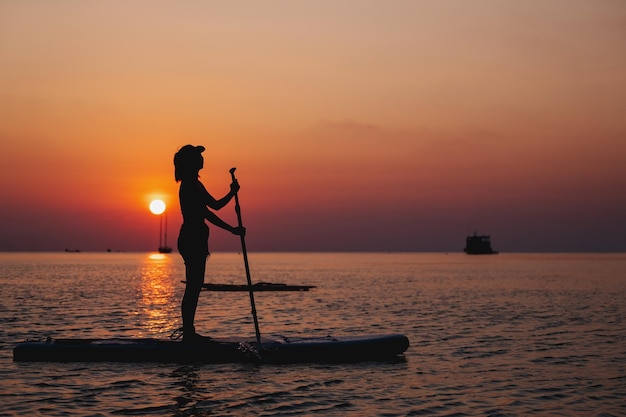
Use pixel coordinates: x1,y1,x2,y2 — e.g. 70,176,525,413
177,223,209,262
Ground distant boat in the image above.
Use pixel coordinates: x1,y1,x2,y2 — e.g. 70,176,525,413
464,233,498,255
157,212,173,254
158,246,173,254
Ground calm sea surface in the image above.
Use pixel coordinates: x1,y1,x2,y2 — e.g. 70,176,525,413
0,252,624,416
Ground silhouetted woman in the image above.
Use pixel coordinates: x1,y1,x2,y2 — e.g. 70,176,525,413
174,145,244,342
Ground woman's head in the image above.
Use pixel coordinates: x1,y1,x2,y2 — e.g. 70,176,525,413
174,145,205,182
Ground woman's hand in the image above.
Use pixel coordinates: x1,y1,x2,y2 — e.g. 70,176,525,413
232,226,246,236
230,180,240,195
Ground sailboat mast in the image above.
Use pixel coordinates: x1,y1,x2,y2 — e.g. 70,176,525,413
163,212,168,247
159,214,163,248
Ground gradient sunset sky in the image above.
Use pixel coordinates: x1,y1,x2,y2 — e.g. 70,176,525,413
1,1,625,252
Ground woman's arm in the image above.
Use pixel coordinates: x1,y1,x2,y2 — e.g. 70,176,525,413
199,181,239,210
204,209,245,235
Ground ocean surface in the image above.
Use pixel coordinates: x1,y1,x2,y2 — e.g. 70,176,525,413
1,252,625,416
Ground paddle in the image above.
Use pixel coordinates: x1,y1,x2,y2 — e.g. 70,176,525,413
229,167,262,350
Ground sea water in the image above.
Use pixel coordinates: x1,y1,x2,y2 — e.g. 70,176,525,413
0,252,624,416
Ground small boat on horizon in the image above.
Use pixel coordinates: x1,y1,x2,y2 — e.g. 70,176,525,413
158,246,173,254
464,233,498,255
156,212,173,254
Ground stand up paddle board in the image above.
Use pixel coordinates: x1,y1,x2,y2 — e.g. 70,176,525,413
13,334,409,363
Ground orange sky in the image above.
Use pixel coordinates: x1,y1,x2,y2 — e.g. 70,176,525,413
1,1,625,252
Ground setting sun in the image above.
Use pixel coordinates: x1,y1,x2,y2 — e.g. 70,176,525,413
149,200,166,215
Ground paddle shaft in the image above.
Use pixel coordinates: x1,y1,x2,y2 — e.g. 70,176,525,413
229,168,262,348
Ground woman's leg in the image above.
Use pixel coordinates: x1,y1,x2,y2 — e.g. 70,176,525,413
181,256,207,336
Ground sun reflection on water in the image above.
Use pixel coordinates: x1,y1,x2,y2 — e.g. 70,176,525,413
138,253,179,335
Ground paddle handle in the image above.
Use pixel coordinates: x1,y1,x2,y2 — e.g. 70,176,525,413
229,168,262,349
